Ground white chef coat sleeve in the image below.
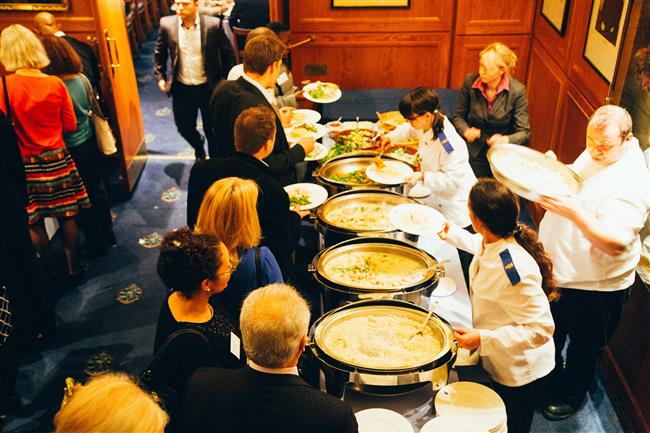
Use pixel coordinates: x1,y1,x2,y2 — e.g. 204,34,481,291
422,119,472,192
385,122,413,143
445,223,482,254
592,190,650,248
478,270,554,356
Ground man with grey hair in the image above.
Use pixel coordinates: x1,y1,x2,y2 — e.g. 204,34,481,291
537,105,650,420
181,284,358,433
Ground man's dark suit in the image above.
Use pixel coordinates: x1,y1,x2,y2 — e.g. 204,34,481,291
62,35,100,90
182,366,358,433
452,72,531,178
209,76,305,186
187,152,300,280
153,14,235,158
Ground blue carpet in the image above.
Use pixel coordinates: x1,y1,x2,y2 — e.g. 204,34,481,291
5,35,627,433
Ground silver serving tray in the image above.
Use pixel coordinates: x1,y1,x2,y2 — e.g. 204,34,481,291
312,303,454,371
315,241,438,291
488,144,581,201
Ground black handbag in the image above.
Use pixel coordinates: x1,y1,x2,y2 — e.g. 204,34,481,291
138,328,210,415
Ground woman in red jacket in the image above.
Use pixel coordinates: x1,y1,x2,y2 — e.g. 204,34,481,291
0,24,90,282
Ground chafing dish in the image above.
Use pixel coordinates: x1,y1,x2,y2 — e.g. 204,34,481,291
487,144,581,201
309,299,457,392
314,189,418,247
309,237,443,311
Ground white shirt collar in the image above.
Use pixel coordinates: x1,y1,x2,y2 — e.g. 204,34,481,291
54,30,65,37
241,72,276,105
248,360,299,376
178,14,200,30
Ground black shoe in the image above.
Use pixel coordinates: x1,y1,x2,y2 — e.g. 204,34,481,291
542,401,579,421
194,150,207,161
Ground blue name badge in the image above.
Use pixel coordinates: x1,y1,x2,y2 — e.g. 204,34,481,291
499,249,521,286
438,131,454,154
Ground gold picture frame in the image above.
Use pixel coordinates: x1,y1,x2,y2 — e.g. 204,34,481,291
332,0,409,8
0,0,69,11
541,0,570,36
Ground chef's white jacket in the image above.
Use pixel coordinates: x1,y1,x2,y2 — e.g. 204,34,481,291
386,116,476,227
446,225,555,387
538,138,650,292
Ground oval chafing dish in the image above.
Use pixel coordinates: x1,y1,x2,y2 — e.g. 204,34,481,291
308,299,457,392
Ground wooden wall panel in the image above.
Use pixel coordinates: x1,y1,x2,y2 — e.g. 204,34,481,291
455,0,535,35
526,40,564,152
532,0,576,70
292,32,450,89
290,0,453,33
449,34,530,90
553,81,595,164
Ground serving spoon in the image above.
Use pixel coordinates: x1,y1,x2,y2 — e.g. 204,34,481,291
410,300,439,340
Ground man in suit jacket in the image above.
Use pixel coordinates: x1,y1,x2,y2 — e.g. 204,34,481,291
187,106,304,280
153,0,235,159
210,34,312,186
33,12,101,89
182,283,358,433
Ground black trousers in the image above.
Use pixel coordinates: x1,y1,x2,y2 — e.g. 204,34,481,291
550,287,629,405
491,377,543,433
457,224,475,291
69,139,115,251
171,81,214,157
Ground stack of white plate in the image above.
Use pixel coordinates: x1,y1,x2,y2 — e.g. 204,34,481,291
355,408,414,433
432,382,507,433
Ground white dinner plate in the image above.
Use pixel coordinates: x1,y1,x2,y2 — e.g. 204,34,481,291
289,109,321,127
431,276,457,297
365,160,414,185
388,204,445,237
435,382,507,432
285,122,328,143
303,81,342,104
355,408,414,433
304,142,329,161
284,183,328,211
408,181,432,198
420,415,484,432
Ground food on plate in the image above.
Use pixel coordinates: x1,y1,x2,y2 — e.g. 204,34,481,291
323,312,441,368
377,111,407,131
324,129,380,161
401,210,433,233
289,123,319,139
306,82,339,100
386,146,419,166
328,169,372,185
288,190,312,206
306,142,325,160
291,111,308,124
324,251,429,288
325,203,394,230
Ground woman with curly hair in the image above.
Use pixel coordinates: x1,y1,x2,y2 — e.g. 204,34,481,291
438,178,557,433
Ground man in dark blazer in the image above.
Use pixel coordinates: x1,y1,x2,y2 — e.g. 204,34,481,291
187,106,304,280
210,34,312,186
452,71,531,178
153,0,235,159
181,283,358,433
33,12,101,89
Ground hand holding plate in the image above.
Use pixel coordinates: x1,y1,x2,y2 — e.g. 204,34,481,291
298,136,316,154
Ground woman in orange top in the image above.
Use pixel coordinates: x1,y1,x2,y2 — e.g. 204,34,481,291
0,24,90,281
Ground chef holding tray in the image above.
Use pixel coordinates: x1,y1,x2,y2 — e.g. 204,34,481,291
382,87,477,285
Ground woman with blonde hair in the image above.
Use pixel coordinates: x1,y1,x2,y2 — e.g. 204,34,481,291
452,42,531,179
0,24,90,283
195,177,283,316
53,372,168,433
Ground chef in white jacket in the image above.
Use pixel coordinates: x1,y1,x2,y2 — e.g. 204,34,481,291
537,105,650,421
383,87,477,285
439,178,556,433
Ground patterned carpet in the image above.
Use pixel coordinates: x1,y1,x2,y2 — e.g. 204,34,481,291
5,35,627,433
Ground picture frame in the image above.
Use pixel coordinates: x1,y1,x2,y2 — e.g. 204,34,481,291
541,0,570,35
583,0,632,83
0,0,69,11
331,0,409,8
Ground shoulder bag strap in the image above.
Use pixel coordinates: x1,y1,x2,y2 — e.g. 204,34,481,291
78,73,105,119
2,75,14,126
141,328,210,381
255,246,263,288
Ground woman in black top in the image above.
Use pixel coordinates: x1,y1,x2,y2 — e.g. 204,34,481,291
153,227,244,392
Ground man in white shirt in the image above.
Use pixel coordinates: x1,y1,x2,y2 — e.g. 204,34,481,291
538,105,650,420
153,0,235,160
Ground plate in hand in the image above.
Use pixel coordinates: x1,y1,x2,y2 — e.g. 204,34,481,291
388,204,445,237
284,183,328,211
365,159,414,185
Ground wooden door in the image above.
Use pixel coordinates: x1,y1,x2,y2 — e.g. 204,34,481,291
92,0,146,194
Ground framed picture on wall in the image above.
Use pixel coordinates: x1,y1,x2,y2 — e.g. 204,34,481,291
0,0,68,11
332,0,409,8
583,0,632,83
541,0,570,35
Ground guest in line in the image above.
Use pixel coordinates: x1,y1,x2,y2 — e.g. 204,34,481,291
195,177,283,318
181,283,358,433
452,42,531,179
0,24,90,282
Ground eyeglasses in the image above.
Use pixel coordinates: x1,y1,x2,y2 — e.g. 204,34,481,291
216,265,237,277
408,113,426,122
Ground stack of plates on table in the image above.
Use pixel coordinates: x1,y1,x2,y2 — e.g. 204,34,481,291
434,382,507,433
355,408,414,433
